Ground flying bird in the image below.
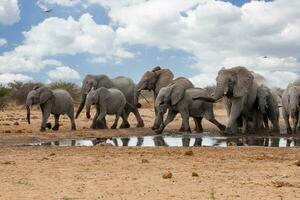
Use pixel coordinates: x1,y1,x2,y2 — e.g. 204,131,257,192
37,1,53,13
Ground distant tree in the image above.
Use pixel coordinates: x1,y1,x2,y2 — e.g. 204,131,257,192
9,81,44,105
0,85,12,111
48,81,81,101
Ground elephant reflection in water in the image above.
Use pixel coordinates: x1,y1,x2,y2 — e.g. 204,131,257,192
153,136,169,146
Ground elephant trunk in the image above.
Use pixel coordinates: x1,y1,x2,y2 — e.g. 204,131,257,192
26,105,31,124
193,81,225,102
259,98,266,114
76,94,87,119
85,100,92,119
134,86,141,108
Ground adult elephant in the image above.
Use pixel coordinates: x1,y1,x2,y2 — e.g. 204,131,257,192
136,66,194,129
76,74,144,129
193,66,259,135
282,81,300,134
257,85,280,133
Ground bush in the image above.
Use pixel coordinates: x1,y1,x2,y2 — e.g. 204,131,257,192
48,81,81,101
0,85,12,111
9,81,44,105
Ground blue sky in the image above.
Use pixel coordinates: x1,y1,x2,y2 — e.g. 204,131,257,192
0,0,299,87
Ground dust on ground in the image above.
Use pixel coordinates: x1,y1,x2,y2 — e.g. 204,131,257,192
0,104,300,199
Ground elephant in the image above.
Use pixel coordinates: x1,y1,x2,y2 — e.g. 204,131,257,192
155,86,226,134
26,86,76,132
76,74,144,129
282,82,300,134
85,87,129,129
136,66,194,129
256,85,280,133
193,66,259,135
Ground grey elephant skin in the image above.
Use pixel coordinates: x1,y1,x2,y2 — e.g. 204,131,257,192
136,66,193,129
257,85,280,133
26,87,76,132
85,87,129,129
76,74,144,129
155,86,225,134
282,81,300,134
193,66,258,134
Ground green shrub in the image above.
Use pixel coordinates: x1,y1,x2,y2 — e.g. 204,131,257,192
0,86,12,111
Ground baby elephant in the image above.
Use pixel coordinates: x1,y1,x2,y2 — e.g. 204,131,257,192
155,86,225,134
85,87,129,129
26,87,76,132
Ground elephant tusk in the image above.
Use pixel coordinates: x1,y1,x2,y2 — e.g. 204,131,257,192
140,92,151,104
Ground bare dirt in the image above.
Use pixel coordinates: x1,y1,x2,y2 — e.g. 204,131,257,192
0,104,300,199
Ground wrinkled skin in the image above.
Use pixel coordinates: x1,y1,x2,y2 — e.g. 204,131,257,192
85,87,129,129
155,87,225,134
136,66,194,130
257,85,280,134
193,66,259,135
282,83,300,134
26,87,76,132
76,74,143,129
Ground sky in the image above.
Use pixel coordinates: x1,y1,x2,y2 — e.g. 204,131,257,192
0,0,299,88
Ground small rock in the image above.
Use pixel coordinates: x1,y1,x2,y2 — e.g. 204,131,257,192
16,130,23,133
49,153,56,156
3,130,11,133
272,181,293,188
192,172,199,177
162,171,172,179
184,150,194,156
2,161,16,165
13,122,19,126
294,160,300,167
141,159,149,163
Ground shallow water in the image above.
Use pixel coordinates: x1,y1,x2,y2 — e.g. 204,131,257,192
29,134,300,147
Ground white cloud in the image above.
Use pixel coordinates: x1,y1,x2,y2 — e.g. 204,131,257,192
95,0,300,87
189,73,216,88
0,73,33,85
0,0,20,25
0,38,7,46
48,66,80,80
38,0,81,7
0,13,133,73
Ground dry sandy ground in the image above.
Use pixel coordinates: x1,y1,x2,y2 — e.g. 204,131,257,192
0,105,300,199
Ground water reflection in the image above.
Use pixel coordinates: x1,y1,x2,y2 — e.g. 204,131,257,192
31,135,300,148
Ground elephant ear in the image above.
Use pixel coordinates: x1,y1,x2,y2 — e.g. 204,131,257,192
154,69,174,94
39,87,53,104
96,75,113,88
99,87,111,103
170,84,185,106
233,67,254,98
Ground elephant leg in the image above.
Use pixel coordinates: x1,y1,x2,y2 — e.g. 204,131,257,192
193,117,203,133
179,111,191,133
132,108,144,127
263,115,269,131
66,111,76,131
40,104,51,132
120,110,130,129
52,114,60,131
207,118,226,132
156,110,177,134
120,108,131,128
226,100,243,135
283,109,292,134
297,112,300,134
241,117,249,134
111,114,120,129
92,106,107,129
152,111,164,130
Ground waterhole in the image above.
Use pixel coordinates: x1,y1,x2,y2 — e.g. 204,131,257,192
29,134,300,147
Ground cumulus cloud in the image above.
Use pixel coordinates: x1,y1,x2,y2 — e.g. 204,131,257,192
0,13,133,73
0,0,20,25
94,0,300,87
0,73,33,85
0,38,7,46
37,0,81,7
48,66,80,80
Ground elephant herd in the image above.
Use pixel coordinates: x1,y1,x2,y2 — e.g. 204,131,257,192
26,66,300,135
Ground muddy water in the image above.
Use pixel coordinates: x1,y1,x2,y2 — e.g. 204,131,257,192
28,134,300,147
